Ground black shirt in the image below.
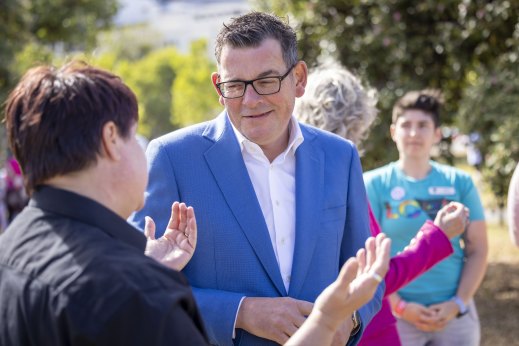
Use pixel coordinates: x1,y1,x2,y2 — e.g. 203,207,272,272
0,186,208,345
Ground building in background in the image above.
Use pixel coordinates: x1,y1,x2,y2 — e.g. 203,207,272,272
113,0,250,58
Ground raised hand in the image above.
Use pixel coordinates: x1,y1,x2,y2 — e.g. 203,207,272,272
144,202,197,271
434,201,470,239
316,233,391,330
285,234,391,346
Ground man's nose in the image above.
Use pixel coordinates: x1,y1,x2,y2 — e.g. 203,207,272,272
242,83,262,105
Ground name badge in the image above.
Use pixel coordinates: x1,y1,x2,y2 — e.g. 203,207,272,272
428,186,456,195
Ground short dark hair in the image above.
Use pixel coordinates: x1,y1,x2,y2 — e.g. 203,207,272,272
392,89,443,127
214,11,298,68
4,61,138,193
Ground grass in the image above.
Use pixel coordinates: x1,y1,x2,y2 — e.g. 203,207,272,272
477,222,519,346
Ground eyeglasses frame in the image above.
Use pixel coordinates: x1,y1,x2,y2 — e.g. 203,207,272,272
216,63,298,99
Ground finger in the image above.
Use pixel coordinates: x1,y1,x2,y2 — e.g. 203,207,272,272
178,203,188,232
144,216,156,240
449,203,464,218
419,307,436,318
292,313,307,328
419,312,437,323
364,236,376,271
285,323,299,337
337,257,359,290
356,248,366,275
296,299,314,316
186,206,197,247
278,333,290,345
373,235,391,277
166,201,180,230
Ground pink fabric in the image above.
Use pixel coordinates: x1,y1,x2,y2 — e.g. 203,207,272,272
5,158,22,190
359,203,454,346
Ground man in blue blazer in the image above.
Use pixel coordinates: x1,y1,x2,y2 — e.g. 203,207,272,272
129,12,383,346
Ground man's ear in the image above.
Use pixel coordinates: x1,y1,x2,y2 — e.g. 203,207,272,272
294,61,308,98
211,72,225,106
101,121,122,161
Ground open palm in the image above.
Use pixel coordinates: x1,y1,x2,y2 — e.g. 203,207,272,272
144,202,197,271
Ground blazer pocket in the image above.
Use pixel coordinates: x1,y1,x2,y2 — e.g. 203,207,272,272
321,204,346,224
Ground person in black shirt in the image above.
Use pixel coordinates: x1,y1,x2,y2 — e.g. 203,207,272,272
0,61,391,346
0,61,206,345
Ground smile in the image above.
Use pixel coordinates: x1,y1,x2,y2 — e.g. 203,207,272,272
243,111,271,119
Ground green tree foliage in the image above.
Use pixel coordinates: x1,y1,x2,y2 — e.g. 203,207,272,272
256,0,519,171
0,0,117,100
458,51,519,215
1,0,117,161
88,39,220,141
113,48,181,140
172,40,223,126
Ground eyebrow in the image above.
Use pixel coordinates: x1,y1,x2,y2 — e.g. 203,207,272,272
399,119,433,125
221,68,281,83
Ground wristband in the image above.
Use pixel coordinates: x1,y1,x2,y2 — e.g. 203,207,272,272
393,299,407,318
451,296,468,317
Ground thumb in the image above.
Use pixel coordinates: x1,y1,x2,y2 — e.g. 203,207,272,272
144,216,156,240
337,258,359,293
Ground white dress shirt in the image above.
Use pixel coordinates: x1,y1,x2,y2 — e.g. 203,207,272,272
232,116,304,292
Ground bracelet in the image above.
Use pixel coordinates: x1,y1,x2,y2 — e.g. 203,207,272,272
451,296,468,317
393,299,407,318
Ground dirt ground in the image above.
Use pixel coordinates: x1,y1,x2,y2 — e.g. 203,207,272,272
476,261,519,345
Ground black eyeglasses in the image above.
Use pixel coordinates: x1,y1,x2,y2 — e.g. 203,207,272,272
216,63,297,99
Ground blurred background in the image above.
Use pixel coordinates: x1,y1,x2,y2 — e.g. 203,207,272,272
1,1,518,344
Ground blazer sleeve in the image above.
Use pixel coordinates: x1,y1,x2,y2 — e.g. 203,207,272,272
383,220,454,296
340,147,384,346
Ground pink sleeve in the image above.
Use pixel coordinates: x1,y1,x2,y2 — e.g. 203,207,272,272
368,203,381,237
383,220,454,296
367,202,453,296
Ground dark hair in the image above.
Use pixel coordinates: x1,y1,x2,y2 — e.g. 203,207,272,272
392,89,443,127
214,11,298,68
4,61,138,193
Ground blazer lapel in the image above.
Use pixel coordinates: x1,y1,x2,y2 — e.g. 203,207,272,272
203,112,287,296
289,128,324,297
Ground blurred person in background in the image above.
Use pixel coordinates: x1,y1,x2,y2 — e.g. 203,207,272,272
4,149,29,222
364,89,487,346
507,162,519,247
295,62,470,346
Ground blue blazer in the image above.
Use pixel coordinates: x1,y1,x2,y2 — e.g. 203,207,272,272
130,112,383,345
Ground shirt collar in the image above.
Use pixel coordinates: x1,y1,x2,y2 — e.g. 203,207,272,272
29,185,146,251
230,115,304,160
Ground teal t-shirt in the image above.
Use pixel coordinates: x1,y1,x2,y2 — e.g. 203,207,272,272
363,161,485,305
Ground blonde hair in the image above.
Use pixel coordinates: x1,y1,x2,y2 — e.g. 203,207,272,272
294,62,378,154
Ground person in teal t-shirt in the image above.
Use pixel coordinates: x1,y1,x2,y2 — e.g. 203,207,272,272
364,89,488,346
